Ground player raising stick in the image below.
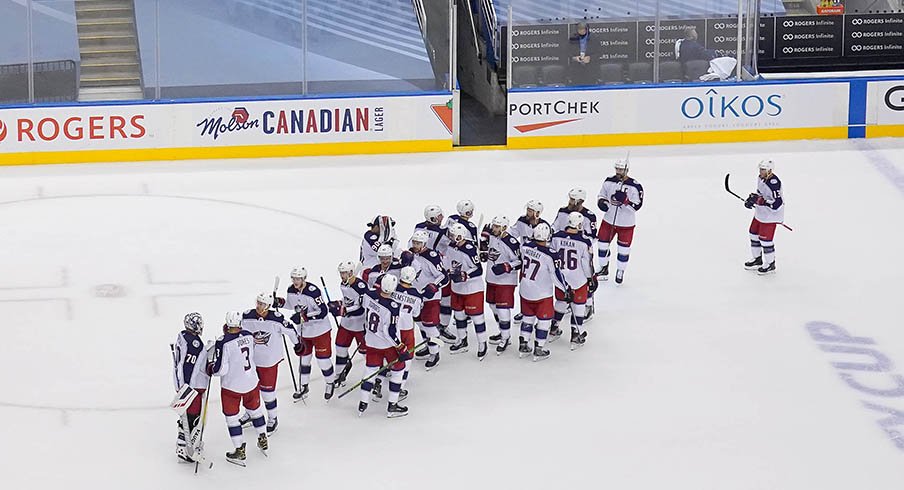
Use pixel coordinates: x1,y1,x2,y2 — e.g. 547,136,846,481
551,212,594,348
207,311,269,466
518,223,568,361
596,159,644,284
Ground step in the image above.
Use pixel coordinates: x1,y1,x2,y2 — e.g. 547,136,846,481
80,77,142,88
78,86,144,102
74,7,134,18
80,60,140,70
80,52,139,63
80,66,141,80
78,37,137,50
74,0,133,9
77,22,134,35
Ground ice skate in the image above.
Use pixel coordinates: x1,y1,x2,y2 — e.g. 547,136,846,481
226,443,246,467
745,256,763,270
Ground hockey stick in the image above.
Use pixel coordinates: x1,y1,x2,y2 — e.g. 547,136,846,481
274,276,299,393
336,339,430,400
322,275,361,383
320,276,340,329
724,173,794,231
192,374,214,473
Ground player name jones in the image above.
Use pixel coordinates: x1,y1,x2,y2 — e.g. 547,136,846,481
197,106,380,140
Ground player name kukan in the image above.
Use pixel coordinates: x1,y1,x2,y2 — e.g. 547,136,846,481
509,100,600,116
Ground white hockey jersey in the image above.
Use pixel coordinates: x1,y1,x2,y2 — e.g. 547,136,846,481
409,221,450,256
443,241,484,295
363,261,403,290
550,230,594,289
392,286,423,332
446,214,479,242
209,331,259,393
339,278,369,332
240,309,299,368
754,173,785,224
519,242,567,301
552,206,598,237
362,291,401,350
510,216,552,245
285,283,330,338
486,233,522,286
359,232,401,269
409,248,447,301
597,176,644,227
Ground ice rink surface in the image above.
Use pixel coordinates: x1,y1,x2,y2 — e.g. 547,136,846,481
1,138,903,489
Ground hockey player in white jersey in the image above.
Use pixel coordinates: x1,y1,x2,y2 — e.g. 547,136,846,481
360,215,398,269
444,222,489,359
362,244,403,290
329,261,369,386
172,312,209,462
405,230,450,365
391,266,423,398
446,199,479,242
510,200,551,245
518,223,568,361
207,311,268,466
743,159,785,275
239,293,301,434
551,212,594,348
597,159,644,284
482,216,523,354
358,275,409,418
281,267,336,401
411,205,453,333
552,188,599,320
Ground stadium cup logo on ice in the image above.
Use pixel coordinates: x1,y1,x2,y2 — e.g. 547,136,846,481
196,106,260,141
0,120,7,142
681,88,783,121
886,86,904,111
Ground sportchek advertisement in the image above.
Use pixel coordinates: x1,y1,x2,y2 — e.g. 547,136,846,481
0,94,453,154
866,81,904,126
508,82,850,139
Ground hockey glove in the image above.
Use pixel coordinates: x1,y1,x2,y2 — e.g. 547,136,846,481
395,343,412,362
597,197,609,213
274,296,286,308
479,251,488,263
451,270,468,283
327,300,344,318
744,193,758,209
491,263,513,275
400,250,414,267
588,276,599,294
294,340,306,356
756,196,766,206
612,190,629,205
564,287,575,303
424,283,439,296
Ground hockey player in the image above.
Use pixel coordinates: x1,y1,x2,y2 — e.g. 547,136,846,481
744,159,784,275
362,244,402,290
207,311,268,466
405,230,450,365
519,223,568,361
411,205,452,332
510,200,550,245
391,266,423,397
446,199,479,242
360,215,398,269
328,261,369,386
482,216,523,354
551,188,599,319
282,267,336,401
444,223,489,359
239,293,301,434
550,212,594,348
596,159,644,284
172,312,209,462
359,275,409,418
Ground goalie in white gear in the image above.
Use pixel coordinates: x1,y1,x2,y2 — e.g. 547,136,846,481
172,312,210,463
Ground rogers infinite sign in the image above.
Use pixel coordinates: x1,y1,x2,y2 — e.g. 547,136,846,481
0,114,146,143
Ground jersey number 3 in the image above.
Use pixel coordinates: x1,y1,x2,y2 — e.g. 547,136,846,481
241,346,251,371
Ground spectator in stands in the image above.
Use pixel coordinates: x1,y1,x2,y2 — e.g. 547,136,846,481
568,22,593,85
677,27,716,63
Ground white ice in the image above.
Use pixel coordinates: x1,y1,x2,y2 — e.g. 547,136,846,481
1,138,903,489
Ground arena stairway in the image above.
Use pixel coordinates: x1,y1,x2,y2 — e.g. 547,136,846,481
74,0,143,101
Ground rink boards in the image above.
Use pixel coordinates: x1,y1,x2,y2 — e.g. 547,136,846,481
0,77,902,165
508,77,904,149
